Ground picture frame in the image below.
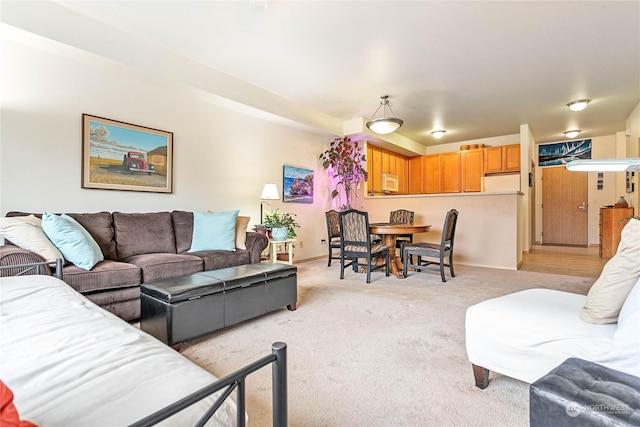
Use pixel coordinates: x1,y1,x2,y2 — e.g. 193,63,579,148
82,114,173,193
283,164,313,203
538,139,591,167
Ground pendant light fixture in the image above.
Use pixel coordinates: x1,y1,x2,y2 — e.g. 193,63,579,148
566,158,640,172
366,95,403,134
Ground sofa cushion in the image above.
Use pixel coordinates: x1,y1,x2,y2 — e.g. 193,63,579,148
113,212,176,260
172,210,194,253
124,253,203,283
189,210,239,252
0,215,63,262
581,218,640,324
189,249,251,271
67,212,117,260
62,260,141,293
42,213,104,270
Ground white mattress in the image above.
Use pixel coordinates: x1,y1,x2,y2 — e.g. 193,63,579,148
465,288,618,384
0,275,238,426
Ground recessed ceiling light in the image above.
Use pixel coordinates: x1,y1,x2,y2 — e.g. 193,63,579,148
564,130,581,138
567,99,590,112
430,130,446,138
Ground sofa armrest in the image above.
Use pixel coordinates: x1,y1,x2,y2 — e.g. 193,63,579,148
245,232,269,263
0,245,53,277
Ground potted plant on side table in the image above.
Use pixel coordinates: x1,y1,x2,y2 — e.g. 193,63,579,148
263,209,299,240
264,209,300,262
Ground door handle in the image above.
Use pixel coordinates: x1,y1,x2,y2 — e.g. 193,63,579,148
577,201,587,210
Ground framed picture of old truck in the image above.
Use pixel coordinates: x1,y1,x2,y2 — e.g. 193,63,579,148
82,114,173,193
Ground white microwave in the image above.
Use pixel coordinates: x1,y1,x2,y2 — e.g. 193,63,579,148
381,173,399,192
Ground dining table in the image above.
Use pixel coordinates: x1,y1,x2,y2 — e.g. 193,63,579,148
369,223,431,278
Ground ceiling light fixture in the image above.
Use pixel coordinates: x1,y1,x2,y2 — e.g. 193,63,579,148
431,130,446,138
567,99,591,112
566,158,640,172
365,95,403,134
564,130,581,139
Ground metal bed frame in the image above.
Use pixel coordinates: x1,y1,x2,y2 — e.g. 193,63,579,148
0,260,288,427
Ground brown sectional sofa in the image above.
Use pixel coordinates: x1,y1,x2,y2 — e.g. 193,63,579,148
0,211,268,321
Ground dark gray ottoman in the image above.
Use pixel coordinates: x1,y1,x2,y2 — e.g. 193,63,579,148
530,358,640,427
140,263,297,345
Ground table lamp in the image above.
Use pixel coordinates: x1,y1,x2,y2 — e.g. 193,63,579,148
260,183,280,223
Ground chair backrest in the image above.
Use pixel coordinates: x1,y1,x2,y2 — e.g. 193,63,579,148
441,209,459,249
339,209,372,253
389,209,414,225
325,210,340,239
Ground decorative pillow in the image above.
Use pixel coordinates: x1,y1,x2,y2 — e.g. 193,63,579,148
1,380,37,427
189,210,239,252
581,218,640,324
41,212,104,271
0,215,63,262
235,216,250,250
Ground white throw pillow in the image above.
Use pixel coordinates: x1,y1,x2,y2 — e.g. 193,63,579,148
581,218,640,324
235,216,250,250
0,215,63,262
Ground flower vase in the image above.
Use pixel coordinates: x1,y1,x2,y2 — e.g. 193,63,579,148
271,227,288,241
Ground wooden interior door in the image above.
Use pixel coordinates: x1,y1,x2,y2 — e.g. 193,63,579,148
542,166,588,246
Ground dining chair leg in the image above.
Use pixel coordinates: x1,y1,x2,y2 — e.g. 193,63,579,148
450,254,455,277
402,249,409,277
327,247,332,267
385,251,390,277
366,257,372,284
340,258,345,279
439,253,446,282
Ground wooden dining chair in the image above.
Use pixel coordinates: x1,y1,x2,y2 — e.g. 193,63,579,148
401,209,459,282
389,209,414,249
339,209,390,283
325,210,341,266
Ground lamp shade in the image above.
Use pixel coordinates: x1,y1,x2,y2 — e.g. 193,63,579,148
566,158,640,172
260,183,280,200
366,117,403,134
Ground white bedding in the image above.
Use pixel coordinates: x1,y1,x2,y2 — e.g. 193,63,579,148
0,275,238,426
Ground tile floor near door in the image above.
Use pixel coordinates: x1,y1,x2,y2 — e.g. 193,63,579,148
520,245,607,278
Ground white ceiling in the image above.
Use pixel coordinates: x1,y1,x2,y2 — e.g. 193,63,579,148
41,1,640,147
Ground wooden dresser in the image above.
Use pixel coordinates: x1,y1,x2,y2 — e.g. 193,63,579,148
599,207,634,258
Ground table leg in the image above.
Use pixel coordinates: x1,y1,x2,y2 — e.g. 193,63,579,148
382,235,404,279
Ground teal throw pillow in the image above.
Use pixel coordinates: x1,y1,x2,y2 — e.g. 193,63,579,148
41,212,104,270
189,210,239,252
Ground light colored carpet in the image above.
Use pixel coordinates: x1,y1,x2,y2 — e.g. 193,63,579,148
179,259,596,427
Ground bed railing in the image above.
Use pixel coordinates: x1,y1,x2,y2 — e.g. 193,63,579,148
129,342,288,427
0,258,63,279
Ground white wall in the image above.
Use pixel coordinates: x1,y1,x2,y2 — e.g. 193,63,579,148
0,39,335,261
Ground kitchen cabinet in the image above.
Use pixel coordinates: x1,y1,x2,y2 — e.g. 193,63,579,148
366,144,409,194
461,149,483,192
484,144,520,174
408,156,423,194
441,152,461,193
423,154,441,194
599,207,634,259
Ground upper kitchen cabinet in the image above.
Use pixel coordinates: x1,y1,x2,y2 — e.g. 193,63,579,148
484,144,520,174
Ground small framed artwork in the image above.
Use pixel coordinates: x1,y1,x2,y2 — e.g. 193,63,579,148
283,164,313,203
82,114,173,193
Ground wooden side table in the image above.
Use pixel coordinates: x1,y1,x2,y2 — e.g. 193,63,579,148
599,207,634,258
268,238,296,265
